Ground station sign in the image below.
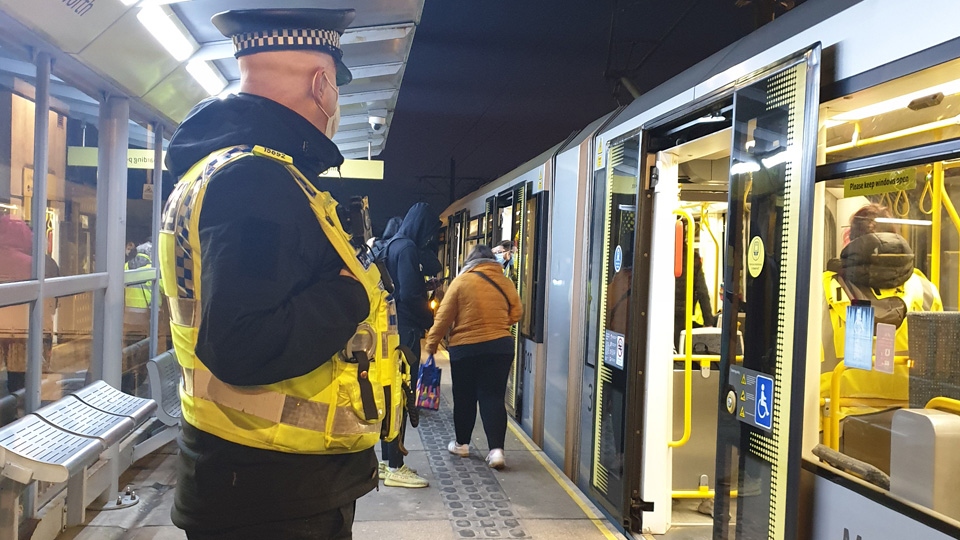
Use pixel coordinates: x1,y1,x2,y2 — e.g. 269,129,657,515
728,365,774,432
67,146,384,180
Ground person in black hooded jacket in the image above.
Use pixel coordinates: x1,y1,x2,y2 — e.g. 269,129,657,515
372,216,402,260
379,202,440,488
161,9,377,539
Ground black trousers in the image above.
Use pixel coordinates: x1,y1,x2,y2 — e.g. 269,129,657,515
381,326,421,468
185,501,355,540
450,352,513,450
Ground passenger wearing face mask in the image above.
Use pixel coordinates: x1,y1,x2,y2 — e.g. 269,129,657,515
161,9,383,539
493,240,517,284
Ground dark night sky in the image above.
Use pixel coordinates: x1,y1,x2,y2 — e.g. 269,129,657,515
330,1,768,232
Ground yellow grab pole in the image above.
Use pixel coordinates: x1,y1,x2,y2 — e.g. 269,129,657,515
939,187,960,308
670,210,695,448
931,162,942,287
829,361,845,450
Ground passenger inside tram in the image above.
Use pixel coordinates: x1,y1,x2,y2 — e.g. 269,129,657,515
821,203,943,420
817,163,957,485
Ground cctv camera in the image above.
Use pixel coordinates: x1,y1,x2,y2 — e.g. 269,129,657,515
369,115,386,131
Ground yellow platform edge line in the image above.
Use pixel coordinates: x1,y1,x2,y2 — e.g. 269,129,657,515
506,421,623,540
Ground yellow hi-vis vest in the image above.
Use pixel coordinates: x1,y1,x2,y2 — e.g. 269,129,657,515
124,253,153,309
159,145,405,454
820,268,942,408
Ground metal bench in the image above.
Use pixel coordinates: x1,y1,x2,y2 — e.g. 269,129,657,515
0,382,156,540
146,350,182,427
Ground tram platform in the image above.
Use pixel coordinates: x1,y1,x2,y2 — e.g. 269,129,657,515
55,352,629,540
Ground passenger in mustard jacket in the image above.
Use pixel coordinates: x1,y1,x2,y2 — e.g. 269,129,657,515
425,245,522,469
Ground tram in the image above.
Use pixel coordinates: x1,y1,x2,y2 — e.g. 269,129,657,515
438,0,960,538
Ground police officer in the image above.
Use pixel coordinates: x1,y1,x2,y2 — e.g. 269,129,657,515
160,9,398,539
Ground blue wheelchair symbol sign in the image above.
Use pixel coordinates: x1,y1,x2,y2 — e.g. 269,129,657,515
755,374,773,430
614,245,623,273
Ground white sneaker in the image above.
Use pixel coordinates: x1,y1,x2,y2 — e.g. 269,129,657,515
447,441,470,456
486,448,505,469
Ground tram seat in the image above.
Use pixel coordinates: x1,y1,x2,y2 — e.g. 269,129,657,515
0,381,156,538
890,409,960,521
677,328,743,358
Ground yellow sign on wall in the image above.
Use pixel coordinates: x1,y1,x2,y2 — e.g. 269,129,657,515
319,159,384,180
67,147,165,170
843,167,917,197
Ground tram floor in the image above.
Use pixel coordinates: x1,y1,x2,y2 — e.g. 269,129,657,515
54,350,626,540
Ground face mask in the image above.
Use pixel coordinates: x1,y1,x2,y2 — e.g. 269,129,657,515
312,70,340,138
495,253,505,264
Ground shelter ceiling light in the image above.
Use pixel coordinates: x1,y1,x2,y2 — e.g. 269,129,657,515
831,78,960,122
186,60,226,96
137,5,194,62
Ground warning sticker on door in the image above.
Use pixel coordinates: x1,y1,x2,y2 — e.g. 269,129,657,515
729,365,775,432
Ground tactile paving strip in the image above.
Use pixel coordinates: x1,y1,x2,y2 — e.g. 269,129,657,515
417,395,529,539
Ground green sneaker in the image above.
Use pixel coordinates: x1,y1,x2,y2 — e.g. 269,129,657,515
379,461,416,478
383,464,429,488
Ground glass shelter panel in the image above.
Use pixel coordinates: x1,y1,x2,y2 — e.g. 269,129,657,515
57,82,100,277
45,292,93,402
0,304,28,425
587,135,640,516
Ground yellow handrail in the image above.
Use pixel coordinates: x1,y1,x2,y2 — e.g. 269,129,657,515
673,488,738,499
926,397,960,415
827,356,910,450
670,210,695,448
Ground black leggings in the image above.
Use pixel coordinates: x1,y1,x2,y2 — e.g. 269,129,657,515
381,326,421,468
450,353,513,450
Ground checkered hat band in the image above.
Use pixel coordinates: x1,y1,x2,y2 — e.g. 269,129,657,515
233,29,340,55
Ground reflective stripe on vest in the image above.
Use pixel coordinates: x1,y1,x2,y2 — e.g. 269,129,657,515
159,145,404,454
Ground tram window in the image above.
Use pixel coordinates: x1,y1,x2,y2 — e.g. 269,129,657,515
819,57,960,165
817,160,960,523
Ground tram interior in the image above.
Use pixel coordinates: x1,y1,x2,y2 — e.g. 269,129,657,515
813,55,960,524
660,124,742,526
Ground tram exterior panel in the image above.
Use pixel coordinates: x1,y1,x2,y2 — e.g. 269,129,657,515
442,0,960,538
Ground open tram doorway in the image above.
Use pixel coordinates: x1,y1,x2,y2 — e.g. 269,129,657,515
644,107,738,537
606,46,821,539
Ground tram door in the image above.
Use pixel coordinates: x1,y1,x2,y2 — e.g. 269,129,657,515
585,135,643,527
494,186,527,418
710,47,821,539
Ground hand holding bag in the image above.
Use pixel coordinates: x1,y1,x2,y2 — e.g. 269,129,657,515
416,354,442,410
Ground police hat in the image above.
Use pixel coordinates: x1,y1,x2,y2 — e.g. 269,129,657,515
211,8,355,86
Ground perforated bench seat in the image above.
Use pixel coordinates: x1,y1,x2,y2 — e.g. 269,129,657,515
0,414,103,484
72,380,157,426
33,395,135,447
147,350,182,427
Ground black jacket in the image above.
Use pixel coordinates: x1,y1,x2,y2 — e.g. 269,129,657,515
371,216,402,259
385,203,440,330
164,93,376,531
